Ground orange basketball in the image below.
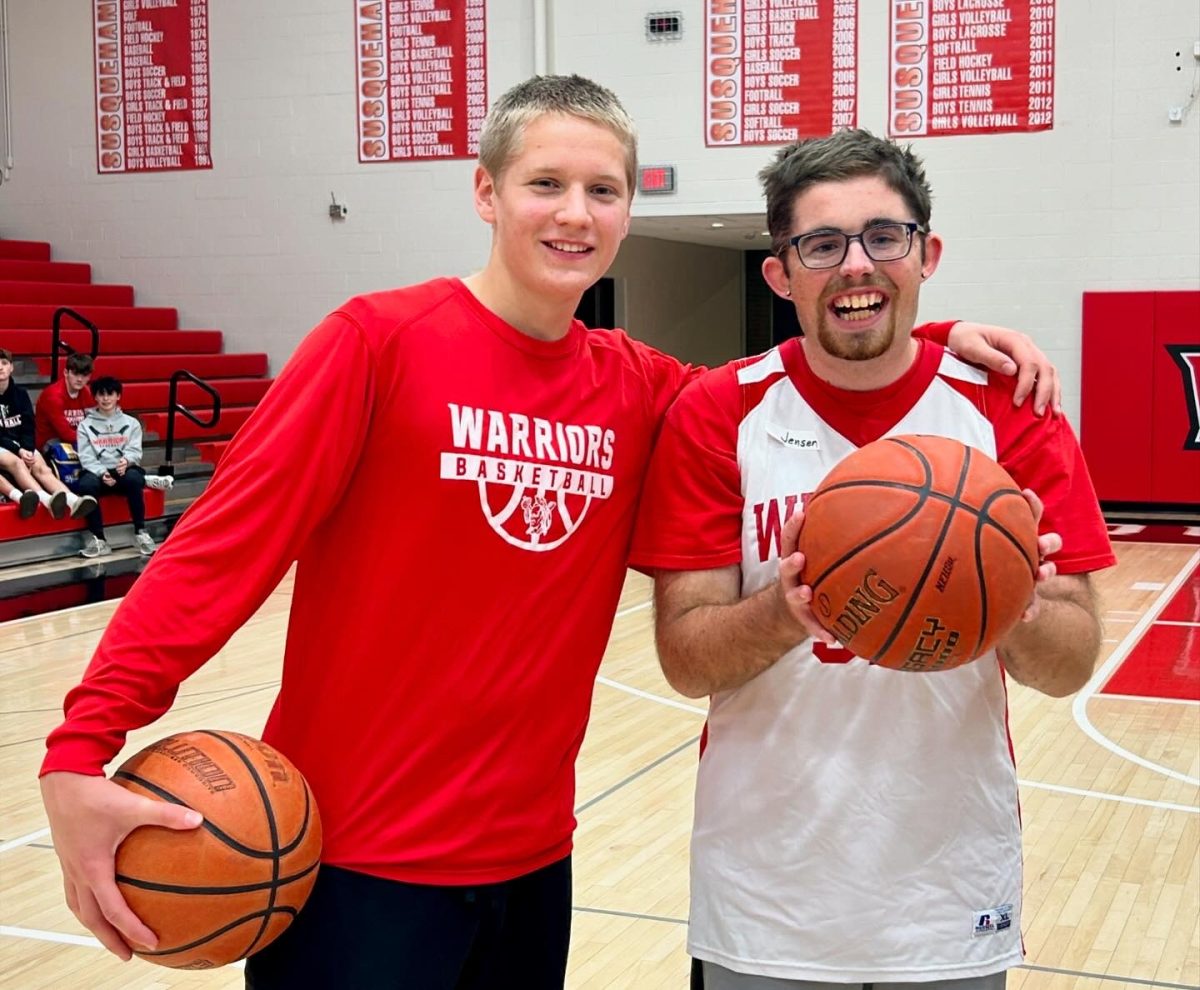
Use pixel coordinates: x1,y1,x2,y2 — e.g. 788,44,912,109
112,730,321,969
798,434,1038,671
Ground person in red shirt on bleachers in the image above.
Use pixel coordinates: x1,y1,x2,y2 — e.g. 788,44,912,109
36,351,95,452
0,347,97,521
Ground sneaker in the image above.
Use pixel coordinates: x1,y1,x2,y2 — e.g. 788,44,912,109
80,533,110,558
134,530,158,556
145,474,175,491
48,490,69,519
18,490,39,519
70,494,99,518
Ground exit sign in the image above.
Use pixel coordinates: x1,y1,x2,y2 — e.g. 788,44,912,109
638,165,676,194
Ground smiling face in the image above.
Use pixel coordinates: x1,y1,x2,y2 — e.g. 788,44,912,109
94,390,120,413
471,113,632,337
763,174,942,385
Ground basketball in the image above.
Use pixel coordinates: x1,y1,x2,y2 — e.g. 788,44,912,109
111,730,322,969
798,434,1039,672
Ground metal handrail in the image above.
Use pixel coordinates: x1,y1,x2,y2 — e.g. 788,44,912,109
161,370,221,475
49,307,100,382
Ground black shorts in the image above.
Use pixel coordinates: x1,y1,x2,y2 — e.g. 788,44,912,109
244,857,572,990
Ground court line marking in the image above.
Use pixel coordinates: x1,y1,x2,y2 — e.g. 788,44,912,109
1158,620,1200,628
615,600,651,618
596,676,706,715
1,921,1194,990
0,827,49,854
597,676,1198,814
0,926,247,968
1097,693,1200,708
575,736,699,815
1018,963,1200,990
1017,780,1197,814
1073,549,1200,788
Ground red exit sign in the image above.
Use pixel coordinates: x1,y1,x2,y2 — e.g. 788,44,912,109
638,165,676,194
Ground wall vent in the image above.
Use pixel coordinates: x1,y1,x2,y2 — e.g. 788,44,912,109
646,12,682,41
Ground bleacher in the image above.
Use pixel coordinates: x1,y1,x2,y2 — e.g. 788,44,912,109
0,236,270,572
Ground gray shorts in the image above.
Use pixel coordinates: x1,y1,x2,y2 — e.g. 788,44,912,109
701,962,1008,990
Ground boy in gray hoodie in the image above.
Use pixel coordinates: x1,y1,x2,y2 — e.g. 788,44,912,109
75,376,172,557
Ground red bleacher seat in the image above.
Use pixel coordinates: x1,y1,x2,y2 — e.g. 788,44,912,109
0,303,178,331
7,329,223,355
0,240,52,262
196,440,231,466
0,489,166,543
141,405,255,440
120,377,271,411
33,352,268,381
0,282,135,306
0,259,91,283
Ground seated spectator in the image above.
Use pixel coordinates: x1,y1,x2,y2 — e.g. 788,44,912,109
0,347,97,520
37,351,95,454
75,376,172,558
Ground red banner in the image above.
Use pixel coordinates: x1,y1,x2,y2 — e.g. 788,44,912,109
889,0,1054,138
93,0,212,174
356,0,487,163
706,0,857,148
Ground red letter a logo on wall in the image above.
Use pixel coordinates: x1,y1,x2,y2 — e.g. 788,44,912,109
1166,345,1200,451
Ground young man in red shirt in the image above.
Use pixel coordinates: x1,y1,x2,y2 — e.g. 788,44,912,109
39,78,1063,989
35,351,95,453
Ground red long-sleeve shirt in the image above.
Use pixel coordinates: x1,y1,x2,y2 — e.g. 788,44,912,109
42,280,957,884
35,378,93,446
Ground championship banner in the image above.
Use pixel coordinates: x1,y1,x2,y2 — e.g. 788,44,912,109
706,0,857,147
889,0,1055,138
93,0,212,173
356,0,487,163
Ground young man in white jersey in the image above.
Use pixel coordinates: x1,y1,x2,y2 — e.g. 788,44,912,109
39,80,1063,989
630,130,1115,990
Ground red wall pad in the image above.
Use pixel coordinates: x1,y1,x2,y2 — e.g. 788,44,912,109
1081,290,1200,505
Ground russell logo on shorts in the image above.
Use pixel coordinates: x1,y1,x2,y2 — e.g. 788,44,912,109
439,402,616,551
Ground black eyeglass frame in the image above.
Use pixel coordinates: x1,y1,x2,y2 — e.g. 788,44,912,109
784,221,928,269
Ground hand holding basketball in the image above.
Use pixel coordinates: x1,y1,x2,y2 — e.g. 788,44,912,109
40,771,204,960
111,731,322,969
774,507,839,648
1016,488,1062,624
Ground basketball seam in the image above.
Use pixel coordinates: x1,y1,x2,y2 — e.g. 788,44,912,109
972,489,1039,655
202,730,283,961
111,771,285,859
806,477,932,589
116,859,319,897
868,440,971,668
134,905,301,959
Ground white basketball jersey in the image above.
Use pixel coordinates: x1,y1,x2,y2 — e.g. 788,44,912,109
631,337,1115,981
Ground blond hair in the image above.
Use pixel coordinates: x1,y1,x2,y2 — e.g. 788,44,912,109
478,75,638,195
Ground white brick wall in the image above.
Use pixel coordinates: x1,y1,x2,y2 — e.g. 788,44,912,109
3,0,1198,425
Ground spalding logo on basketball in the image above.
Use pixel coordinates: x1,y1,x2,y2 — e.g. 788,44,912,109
439,402,615,551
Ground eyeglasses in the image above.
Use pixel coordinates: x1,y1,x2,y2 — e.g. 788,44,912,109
785,222,926,269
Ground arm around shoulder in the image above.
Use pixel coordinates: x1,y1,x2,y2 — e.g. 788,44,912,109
997,572,1101,697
